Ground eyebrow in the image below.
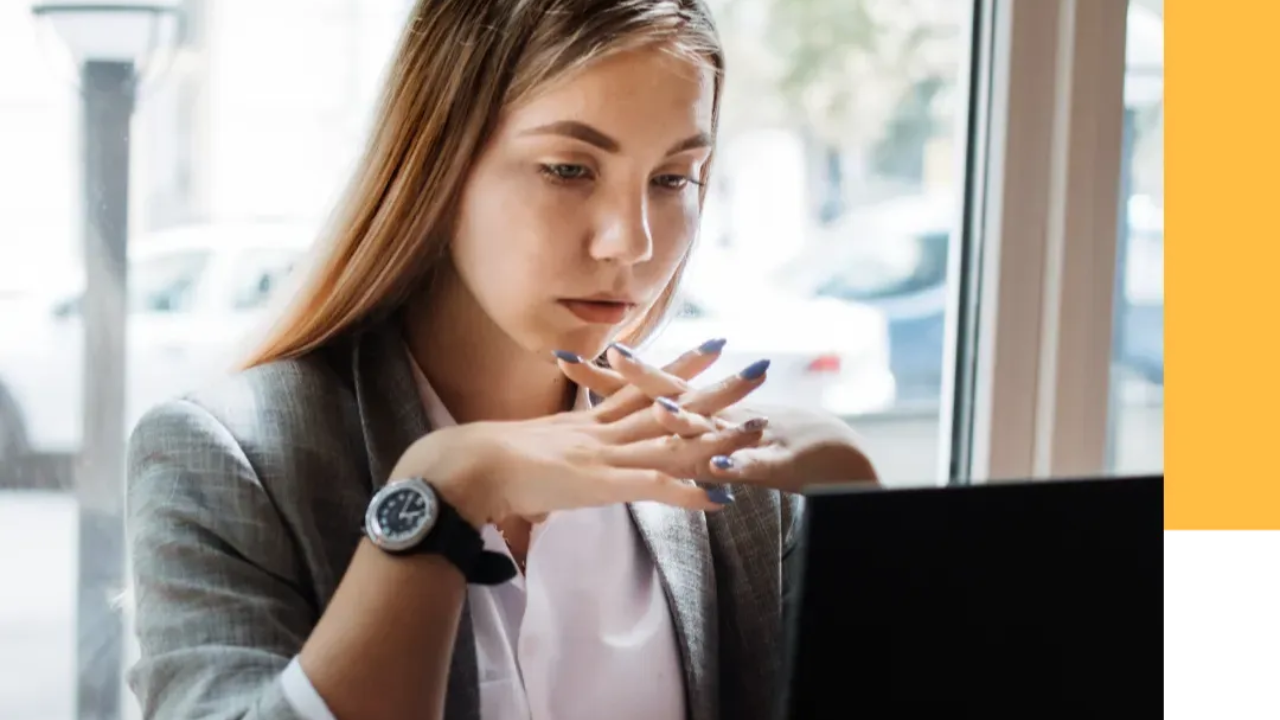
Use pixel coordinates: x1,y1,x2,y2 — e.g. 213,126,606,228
519,120,712,157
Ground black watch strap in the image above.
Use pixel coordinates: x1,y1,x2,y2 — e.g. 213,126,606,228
421,502,519,585
364,496,517,586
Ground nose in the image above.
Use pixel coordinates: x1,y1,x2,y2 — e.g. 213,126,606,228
589,190,654,265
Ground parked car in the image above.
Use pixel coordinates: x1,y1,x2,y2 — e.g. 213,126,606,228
0,221,314,465
781,193,1165,402
642,282,896,417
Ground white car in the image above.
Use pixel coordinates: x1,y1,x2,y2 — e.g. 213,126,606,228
0,221,313,462
641,283,896,417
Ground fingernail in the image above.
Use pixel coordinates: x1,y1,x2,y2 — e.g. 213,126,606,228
656,396,681,413
739,417,769,433
705,486,735,504
697,337,727,354
611,342,635,360
739,359,771,380
712,455,735,470
553,350,582,364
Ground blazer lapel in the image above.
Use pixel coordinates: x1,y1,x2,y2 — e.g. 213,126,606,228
629,500,720,720
348,319,430,490
348,319,483,720
704,500,784,720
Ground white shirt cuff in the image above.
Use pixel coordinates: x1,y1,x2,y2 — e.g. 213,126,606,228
280,655,340,720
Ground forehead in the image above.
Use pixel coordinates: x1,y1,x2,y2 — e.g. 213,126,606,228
501,45,717,142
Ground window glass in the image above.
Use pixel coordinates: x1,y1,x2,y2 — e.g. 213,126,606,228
0,2,978,718
230,249,298,311
128,251,210,314
1108,0,1164,474
661,0,977,481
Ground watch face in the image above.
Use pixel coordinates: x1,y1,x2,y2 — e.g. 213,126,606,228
367,479,438,551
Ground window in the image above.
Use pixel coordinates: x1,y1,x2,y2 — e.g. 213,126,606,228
128,251,210,314
37,250,210,318
673,296,707,320
1108,0,1164,474
0,2,1158,719
668,0,977,482
813,230,951,303
230,249,298,311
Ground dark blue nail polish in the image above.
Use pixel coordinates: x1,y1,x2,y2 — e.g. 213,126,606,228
706,486,735,504
712,455,735,470
657,396,681,413
553,350,582,364
740,417,768,433
739,359,771,380
611,342,635,359
697,337,727,354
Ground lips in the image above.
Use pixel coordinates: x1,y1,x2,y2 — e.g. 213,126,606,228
559,298,636,325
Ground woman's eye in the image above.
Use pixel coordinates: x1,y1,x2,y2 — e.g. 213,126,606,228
653,174,700,191
540,163,592,182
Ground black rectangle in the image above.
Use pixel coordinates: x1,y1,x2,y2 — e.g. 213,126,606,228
780,475,1163,718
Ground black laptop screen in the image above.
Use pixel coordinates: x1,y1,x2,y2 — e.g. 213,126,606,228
781,475,1163,718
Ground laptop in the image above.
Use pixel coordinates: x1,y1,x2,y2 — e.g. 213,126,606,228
778,475,1163,718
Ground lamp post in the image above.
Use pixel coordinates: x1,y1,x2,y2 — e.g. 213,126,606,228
29,3,178,719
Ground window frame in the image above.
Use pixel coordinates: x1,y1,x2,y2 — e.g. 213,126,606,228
945,0,1131,483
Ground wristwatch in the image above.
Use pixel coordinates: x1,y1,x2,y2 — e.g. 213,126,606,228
363,477,517,585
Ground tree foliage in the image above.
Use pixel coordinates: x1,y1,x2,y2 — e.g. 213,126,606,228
709,0,965,149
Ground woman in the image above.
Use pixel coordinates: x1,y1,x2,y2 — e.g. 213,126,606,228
125,0,879,719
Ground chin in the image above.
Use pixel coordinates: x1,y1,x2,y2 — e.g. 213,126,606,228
531,324,623,363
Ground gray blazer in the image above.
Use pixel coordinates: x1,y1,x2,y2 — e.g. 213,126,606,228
125,318,805,720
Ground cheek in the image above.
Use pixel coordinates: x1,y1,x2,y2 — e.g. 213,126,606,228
647,196,702,269
483,168,567,223
451,166,585,300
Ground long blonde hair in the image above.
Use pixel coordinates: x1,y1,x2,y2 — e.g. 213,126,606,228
241,0,725,370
